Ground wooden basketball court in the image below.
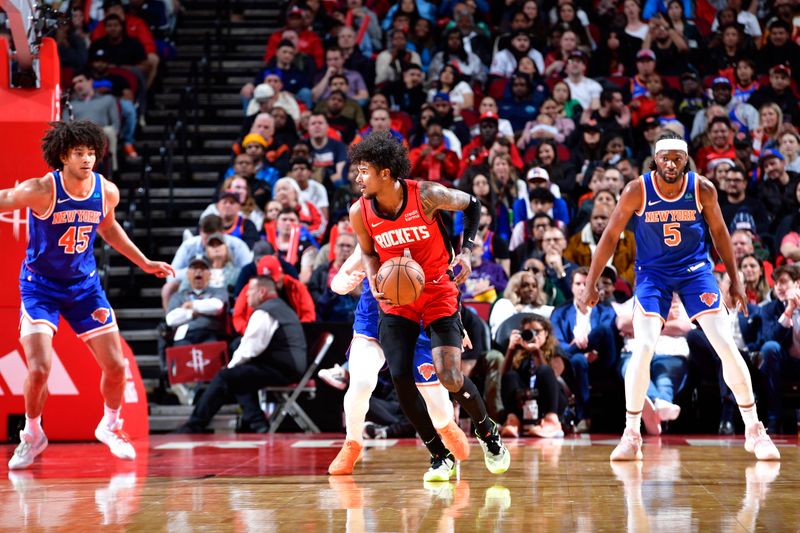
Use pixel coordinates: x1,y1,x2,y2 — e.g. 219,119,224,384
1,434,797,531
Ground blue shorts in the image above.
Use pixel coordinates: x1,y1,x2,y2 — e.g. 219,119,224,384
19,265,118,341
635,265,722,321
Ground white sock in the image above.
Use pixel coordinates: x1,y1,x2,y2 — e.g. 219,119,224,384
626,411,642,433
103,405,121,428
418,383,454,429
24,415,43,438
344,338,385,444
739,404,759,427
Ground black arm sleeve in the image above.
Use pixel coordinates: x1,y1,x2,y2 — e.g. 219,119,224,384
461,195,481,252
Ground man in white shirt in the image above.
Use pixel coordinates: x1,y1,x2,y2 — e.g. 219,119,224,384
564,51,602,111
177,275,307,433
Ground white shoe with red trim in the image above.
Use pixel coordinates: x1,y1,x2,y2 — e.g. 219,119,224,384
95,419,136,460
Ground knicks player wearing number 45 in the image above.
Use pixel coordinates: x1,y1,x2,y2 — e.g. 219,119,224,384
0,121,174,470
578,132,779,462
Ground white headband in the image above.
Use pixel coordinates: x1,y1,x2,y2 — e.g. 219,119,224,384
654,139,688,155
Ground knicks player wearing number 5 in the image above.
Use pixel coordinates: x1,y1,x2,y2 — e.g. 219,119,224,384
578,132,779,461
350,132,511,475
0,121,174,470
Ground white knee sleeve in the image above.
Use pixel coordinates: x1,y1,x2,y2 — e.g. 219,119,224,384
625,307,662,412
417,383,454,429
696,310,755,406
343,337,386,443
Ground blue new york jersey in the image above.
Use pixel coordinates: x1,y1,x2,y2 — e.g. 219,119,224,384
632,171,722,320
633,171,708,275
24,170,105,281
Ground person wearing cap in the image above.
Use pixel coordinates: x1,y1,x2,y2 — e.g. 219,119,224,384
245,83,276,117
242,39,312,106
232,254,316,335
690,76,759,140
628,49,658,101
162,215,254,310
564,50,602,111
759,148,800,226
165,255,229,347
263,5,324,69
578,131,780,460
748,63,800,125
427,92,472,146
177,275,307,434
677,71,708,125
240,120,288,186
512,168,570,233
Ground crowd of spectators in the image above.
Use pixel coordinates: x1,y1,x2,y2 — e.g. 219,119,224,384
160,0,800,436
56,0,178,170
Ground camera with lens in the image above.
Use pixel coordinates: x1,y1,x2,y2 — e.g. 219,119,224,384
521,329,535,342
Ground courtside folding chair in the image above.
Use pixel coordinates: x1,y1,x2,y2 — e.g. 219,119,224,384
264,331,334,434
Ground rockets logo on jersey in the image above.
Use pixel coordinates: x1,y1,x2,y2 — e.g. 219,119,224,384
373,225,431,249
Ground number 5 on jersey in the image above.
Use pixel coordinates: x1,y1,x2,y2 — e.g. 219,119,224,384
663,223,681,247
58,225,92,254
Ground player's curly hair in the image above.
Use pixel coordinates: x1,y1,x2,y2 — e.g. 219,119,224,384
348,131,410,180
42,120,107,170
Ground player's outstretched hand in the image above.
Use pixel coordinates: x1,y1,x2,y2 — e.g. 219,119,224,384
451,251,472,285
730,278,749,317
578,284,599,313
143,260,175,279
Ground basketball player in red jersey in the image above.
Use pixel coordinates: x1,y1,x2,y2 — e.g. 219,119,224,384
350,132,510,474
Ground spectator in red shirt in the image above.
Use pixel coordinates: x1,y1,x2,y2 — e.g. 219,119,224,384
695,116,737,173
263,6,324,69
408,120,460,185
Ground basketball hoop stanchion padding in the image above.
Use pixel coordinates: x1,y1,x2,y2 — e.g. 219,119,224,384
0,37,148,441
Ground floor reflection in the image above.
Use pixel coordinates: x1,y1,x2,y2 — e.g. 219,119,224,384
0,435,795,532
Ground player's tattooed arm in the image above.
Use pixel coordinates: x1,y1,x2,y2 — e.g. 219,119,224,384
418,181,472,220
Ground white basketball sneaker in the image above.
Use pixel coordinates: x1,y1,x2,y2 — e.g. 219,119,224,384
744,422,780,461
610,428,643,461
8,431,48,470
95,419,136,460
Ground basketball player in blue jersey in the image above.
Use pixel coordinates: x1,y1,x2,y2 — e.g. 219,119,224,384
0,121,174,469
579,132,780,461
326,244,470,482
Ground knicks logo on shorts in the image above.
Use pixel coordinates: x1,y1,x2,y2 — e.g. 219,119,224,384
699,292,718,307
91,307,111,324
417,362,436,381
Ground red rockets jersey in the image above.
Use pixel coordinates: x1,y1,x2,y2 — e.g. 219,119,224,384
359,179,454,283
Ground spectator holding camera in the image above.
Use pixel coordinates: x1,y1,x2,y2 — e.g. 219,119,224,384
500,315,569,438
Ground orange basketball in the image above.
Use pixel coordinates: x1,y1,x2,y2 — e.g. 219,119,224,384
376,256,425,306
